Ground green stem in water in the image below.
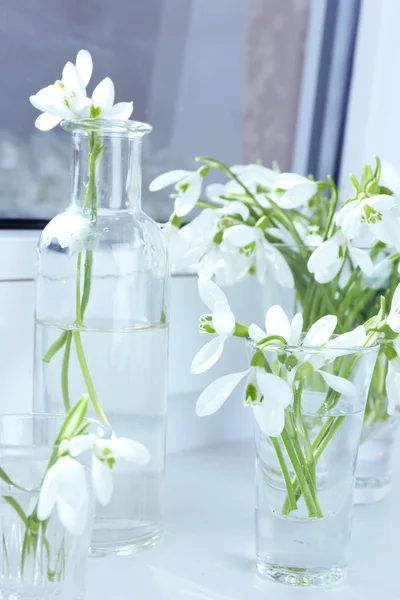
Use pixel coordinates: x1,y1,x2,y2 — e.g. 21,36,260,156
280,429,319,518
270,437,297,512
73,332,108,424
61,332,72,413
42,331,67,363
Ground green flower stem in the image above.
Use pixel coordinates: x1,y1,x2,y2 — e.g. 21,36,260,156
280,428,320,518
61,332,72,413
73,332,108,424
42,331,68,363
270,437,297,511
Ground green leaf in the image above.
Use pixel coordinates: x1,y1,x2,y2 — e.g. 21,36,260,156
234,322,249,338
383,343,397,361
55,394,89,444
294,361,314,381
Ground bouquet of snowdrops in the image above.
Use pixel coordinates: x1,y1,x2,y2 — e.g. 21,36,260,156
150,156,400,430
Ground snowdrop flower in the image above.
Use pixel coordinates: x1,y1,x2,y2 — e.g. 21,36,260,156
88,77,133,120
249,304,303,347
190,278,236,374
37,455,89,535
30,50,93,130
230,164,278,191
386,282,400,335
149,170,203,218
307,230,373,284
275,173,318,209
222,224,294,287
336,194,395,243
69,433,150,506
30,50,134,130
195,365,293,437
252,305,358,395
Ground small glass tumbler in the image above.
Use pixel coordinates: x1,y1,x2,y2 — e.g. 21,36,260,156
0,414,96,600
252,340,379,586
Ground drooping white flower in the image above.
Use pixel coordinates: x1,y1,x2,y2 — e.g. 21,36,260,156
69,433,150,506
37,455,89,535
230,164,278,191
30,50,93,130
275,173,318,209
336,194,396,243
190,278,236,374
307,230,373,284
149,170,203,218
222,224,294,287
195,365,293,437
252,305,358,396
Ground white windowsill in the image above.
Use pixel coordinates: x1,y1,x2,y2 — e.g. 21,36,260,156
87,439,400,600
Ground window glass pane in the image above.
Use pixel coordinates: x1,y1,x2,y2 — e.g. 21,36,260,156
0,0,310,222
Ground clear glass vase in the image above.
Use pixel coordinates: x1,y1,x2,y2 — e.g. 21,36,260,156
355,347,397,503
252,340,379,586
33,119,169,556
0,414,96,600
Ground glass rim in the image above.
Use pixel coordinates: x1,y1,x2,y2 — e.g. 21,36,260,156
61,117,152,136
270,240,384,253
0,412,110,450
247,336,380,354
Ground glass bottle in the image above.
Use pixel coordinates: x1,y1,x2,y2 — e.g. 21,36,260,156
33,118,169,556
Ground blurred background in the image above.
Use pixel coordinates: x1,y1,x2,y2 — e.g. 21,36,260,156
0,0,369,225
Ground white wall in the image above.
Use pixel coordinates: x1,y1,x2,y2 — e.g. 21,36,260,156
340,0,400,187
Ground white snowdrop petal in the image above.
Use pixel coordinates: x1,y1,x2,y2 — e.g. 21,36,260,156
279,181,317,208
249,323,265,342
276,172,310,189
92,456,113,506
113,438,150,465
390,282,400,314
348,246,374,276
69,96,92,117
228,201,250,221
264,244,294,288
149,170,190,192
265,305,291,342
195,370,249,416
212,301,236,336
37,462,61,521
303,315,337,347
109,102,133,120
62,61,86,97
75,49,93,88
327,326,367,351
191,336,227,375
175,173,202,217
92,77,115,112
35,113,62,131
253,399,286,437
290,313,303,346
316,370,356,396
335,201,359,227
387,313,400,333
206,183,225,202
223,225,258,247
56,492,89,536
68,434,96,457
198,277,228,310
367,194,395,213
256,371,293,408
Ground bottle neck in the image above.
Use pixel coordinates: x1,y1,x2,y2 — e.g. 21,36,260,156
70,131,143,212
